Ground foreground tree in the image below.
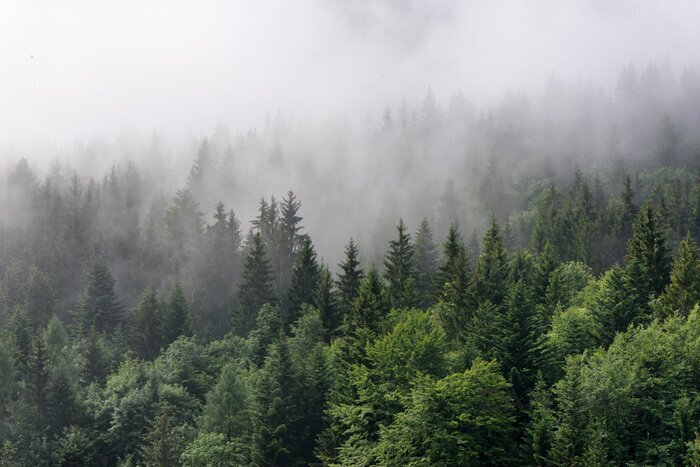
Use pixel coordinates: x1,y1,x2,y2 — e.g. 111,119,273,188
236,233,275,336
384,219,417,308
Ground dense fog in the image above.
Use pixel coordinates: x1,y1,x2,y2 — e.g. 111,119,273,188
2,2,700,465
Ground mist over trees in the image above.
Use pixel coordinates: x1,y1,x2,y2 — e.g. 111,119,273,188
1,62,700,464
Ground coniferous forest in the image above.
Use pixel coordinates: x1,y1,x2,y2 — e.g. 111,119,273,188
4,2,700,466
2,64,700,465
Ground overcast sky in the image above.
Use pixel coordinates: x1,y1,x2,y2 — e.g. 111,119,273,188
1,0,699,148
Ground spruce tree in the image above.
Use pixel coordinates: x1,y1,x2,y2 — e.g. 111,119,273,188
236,232,276,336
337,238,363,315
287,235,320,326
74,260,124,335
186,138,211,196
383,219,417,309
132,287,164,360
475,216,509,306
348,266,388,332
316,265,341,339
251,337,298,466
160,281,192,346
625,205,671,296
658,234,700,317
27,332,49,431
414,217,438,307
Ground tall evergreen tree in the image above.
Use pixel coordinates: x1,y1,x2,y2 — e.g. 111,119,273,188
383,219,417,309
414,217,438,307
160,281,192,346
475,216,509,306
251,337,299,466
74,260,124,335
625,205,671,296
27,332,49,431
236,232,275,336
347,266,388,332
316,265,341,339
658,234,700,317
337,238,363,315
186,138,211,196
287,235,320,326
132,287,164,360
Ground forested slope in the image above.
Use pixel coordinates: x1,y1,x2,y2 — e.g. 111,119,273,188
2,66,700,465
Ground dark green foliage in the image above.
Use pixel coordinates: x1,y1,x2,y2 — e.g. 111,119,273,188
414,217,438,307
236,232,275,336
315,265,341,339
287,235,320,325
384,219,417,309
476,216,509,306
132,287,165,360
658,234,700,317
251,337,298,466
433,223,474,342
160,281,193,347
625,205,671,296
336,238,363,315
74,260,125,335
347,266,389,332
374,360,516,466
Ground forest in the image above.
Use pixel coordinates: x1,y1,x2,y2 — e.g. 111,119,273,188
1,58,700,465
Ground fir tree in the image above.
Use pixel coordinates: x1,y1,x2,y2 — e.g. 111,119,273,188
347,266,388,332
74,260,124,335
27,333,49,431
287,235,320,325
316,265,340,339
337,238,363,315
414,217,438,307
160,281,192,346
186,138,211,196
383,219,417,309
132,287,164,360
236,232,276,336
625,205,671,296
141,403,179,467
658,234,700,317
251,337,299,466
475,216,509,306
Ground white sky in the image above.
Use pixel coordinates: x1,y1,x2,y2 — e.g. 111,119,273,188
1,0,699,148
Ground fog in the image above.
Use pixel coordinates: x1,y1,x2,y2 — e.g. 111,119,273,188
2,0,700,300
2,0,699,146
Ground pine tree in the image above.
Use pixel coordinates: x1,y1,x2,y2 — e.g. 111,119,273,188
414,218,438,307
187,138,211,196
132,287,164,360
347,266,388,332
658,234,700,317
200,364,249,440
251,337,298,466
74,260,124,335
27,333,49,431
287,235,320,326
493,252,541,408
549,356,589,466
475,216,509,306
199,202,242,332
619,174,637,240
625,205,671,296
337,238,363,315
236,232,276,336
141,403,178,467
279,190,303,259
383,219,417,309
160,281,192,346
316,265,340,339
